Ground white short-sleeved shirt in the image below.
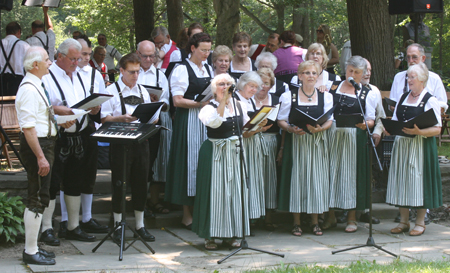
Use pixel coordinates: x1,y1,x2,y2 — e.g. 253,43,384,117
333,82,377,121
76,65,105,95
269,81,289,95
42,62,90,133
390,70,447,110
278,89,334,122
1,35,30,76
392,89,442,127
26,30,56,62
101,77,151,120
16,73,57,137
169,59,213,97
198,99,249,128
137,65,170,107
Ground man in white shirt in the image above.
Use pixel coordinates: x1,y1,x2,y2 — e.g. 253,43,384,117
16,47,74,265
151,26,182,72
101,53,156,244
54,36,109,236
136,40,171,215
97,34,122,82
1,22,30,95
248,33,280,60
26,7,56,62
389,43,447,111
42,38,100,243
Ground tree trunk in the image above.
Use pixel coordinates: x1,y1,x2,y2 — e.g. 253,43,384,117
292,2,311,46
133,0,155,45
166,0,184,40
347,0,395,90
273,2,285,34
214,0,240,47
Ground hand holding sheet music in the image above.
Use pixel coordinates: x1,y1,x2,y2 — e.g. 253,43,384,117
381,109,438,137
242,104,280,132
194,83,213,103
131,102,164,124
71,93,113,110
289,105,335,134
142,85,163,101
55,110,91,124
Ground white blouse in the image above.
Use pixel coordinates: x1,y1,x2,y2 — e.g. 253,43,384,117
333,81,377,121
169,59,214,97
198,99,249,128
278,89,334,122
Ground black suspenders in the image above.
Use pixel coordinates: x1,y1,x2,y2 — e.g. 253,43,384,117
1,39,20,75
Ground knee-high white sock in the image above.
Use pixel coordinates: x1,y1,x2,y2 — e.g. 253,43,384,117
24,208,43,255
81,193,93,223
135,210,144,230
65,195,81,231
60,191,68,222
41,199,55,232
113,213,122,228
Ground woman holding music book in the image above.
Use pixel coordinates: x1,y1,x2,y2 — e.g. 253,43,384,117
193,73,254,250
165,33,214,230
255,68,281,231
235,71,269,231
324,56,377,233
277,60,334,236
386,63,442,236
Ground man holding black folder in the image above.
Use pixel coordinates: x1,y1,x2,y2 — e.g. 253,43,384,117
101,53,156,242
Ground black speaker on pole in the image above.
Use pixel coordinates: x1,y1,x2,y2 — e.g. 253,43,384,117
0,0,13,11
389,0,443,14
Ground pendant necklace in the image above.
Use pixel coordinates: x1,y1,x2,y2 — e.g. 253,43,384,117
301,86,315,102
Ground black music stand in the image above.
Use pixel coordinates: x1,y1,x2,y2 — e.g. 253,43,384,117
91,122,160,261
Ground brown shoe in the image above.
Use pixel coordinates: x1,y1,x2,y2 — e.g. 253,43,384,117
409,224,426,236
391,222,410,234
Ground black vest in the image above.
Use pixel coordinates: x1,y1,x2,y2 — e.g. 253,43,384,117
182,60,212,100
329,81,371,115
227,59,257,81
396,91,432,122
206,101,244,139
288,87,325,123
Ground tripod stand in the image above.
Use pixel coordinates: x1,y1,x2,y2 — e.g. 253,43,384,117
217,91,284,264
331,83,397,258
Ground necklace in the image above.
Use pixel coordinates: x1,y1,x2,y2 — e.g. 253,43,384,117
255,95,268,105
301,86,315,101
411,92,420,99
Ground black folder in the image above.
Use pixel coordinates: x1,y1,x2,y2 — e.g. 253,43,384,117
381,109,438,137
71,93,113,110
131,102,164,123
335,113,364,128
384,97,397,107
194,83,212,102
289,105,335,134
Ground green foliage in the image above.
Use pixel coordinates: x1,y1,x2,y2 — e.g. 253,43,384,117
0,192,25,244
1,0,43,39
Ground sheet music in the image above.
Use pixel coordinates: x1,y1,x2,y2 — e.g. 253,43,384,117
194,84,213,102
266,104,280,122
22,0,62,7
71,94,113,110
142,85,163,101
55,110,90,124
148,104,164,124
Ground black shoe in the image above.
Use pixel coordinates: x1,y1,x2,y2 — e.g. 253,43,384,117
359,212,380,224
80,218,109,233
112,227,123,247
23,251,56,265
134,227,155,242
66,226,96,242
39,229,60,246
59,221,67,238
337,211,348,223
424,213,431,225
38,247,55,258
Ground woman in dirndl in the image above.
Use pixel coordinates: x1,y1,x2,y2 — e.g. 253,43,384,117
324,55,377,233
165,33,213,229
387,62,442,236
278,60,334,236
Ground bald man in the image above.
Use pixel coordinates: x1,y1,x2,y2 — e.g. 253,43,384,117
26,7,56,62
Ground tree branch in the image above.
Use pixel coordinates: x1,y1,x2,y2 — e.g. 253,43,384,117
256,0,274,9
240,3,275,34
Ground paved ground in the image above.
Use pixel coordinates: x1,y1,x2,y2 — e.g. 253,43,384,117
3,204,450,273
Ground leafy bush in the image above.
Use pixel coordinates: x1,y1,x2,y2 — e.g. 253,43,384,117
0,192,25,244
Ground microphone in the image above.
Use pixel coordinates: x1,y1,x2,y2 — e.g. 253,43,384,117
347,77,361,91
227,84,236,94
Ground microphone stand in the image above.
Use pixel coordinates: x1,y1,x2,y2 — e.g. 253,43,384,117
331,83,397,258
217,90,285,264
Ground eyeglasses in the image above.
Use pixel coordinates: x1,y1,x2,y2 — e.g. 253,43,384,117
262,83,272,87
61,53,81,63
408,75,418,80
302,71,318,76
198,49,210,53
138,51,156,59
316,29,324,33
217,82,232,87
310,52,322,56
406,55,420,61
126,70,140,75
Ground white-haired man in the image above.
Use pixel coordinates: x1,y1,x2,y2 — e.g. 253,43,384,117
16,47,75,265
41,38,100,244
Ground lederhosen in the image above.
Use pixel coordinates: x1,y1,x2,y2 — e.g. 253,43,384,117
110,83,149,213
48,71,98,197
1,39,23,96
18,81,57,213
228,59,257,81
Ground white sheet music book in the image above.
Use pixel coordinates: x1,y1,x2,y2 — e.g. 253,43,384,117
55,110,90,124
22,0,62,7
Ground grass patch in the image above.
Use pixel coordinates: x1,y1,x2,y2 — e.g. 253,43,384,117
437,141,450,158
248,259,450,272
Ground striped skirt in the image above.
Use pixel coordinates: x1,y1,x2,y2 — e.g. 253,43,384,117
192,137,250,239
386,136,442,209
261,133,279,209
152,111,173,182
329,127,371,210
243,133,266,219
278,132,329,213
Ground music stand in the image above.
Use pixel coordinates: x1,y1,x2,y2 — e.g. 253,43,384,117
91,122,160,261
